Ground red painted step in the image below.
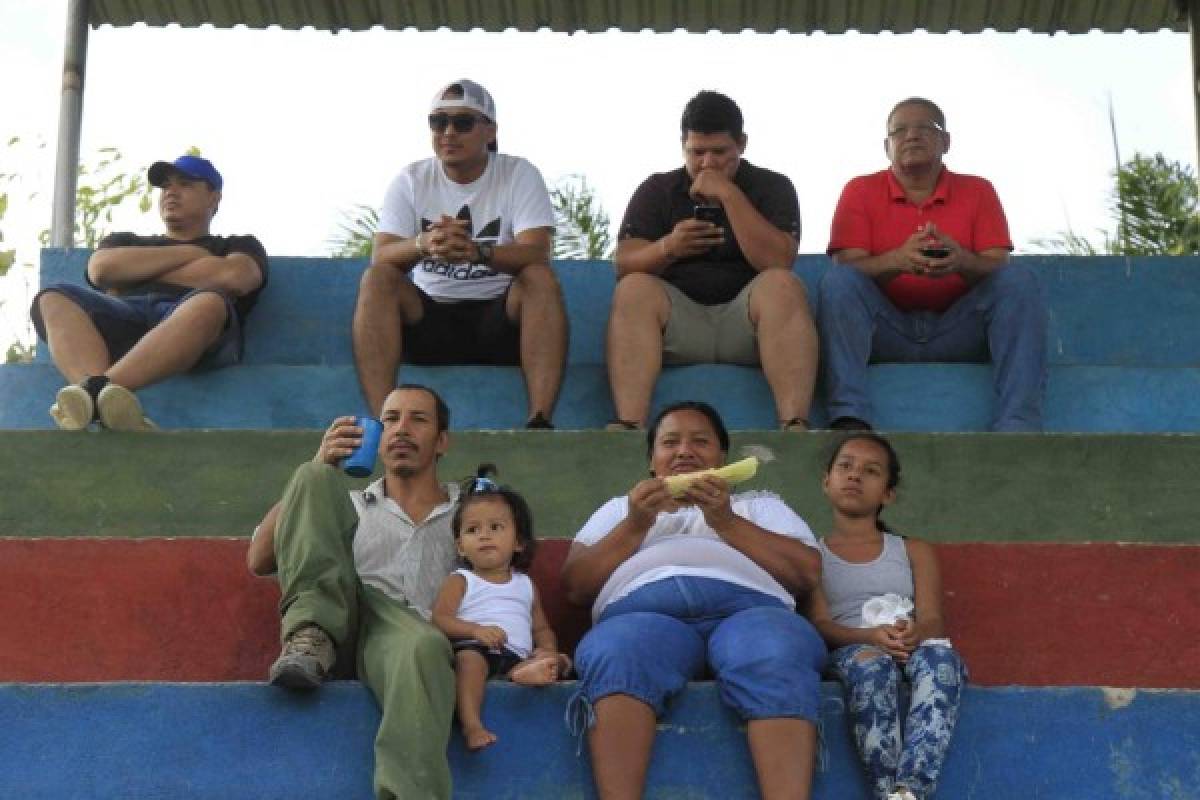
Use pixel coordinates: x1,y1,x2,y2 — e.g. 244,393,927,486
3,539,1197,687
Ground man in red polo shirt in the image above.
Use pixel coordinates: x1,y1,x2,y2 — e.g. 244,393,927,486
819,97,1046,431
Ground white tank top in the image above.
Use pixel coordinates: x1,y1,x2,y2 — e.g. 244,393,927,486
454,569,534,658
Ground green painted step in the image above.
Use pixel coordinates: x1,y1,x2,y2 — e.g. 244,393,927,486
3,430,1196,543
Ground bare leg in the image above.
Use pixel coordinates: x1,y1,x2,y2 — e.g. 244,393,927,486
506,262,566,421
606,273,669,426
746,718,816,800
453,650,497,751
748,270,817,426
588,694,657,800
105,291,228,390
37,292,112,383
508,654,560,686
352,265,423,416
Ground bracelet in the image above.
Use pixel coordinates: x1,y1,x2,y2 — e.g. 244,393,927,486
415,232,429,257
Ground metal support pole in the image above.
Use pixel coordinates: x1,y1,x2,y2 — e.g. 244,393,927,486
50,0,90,249
1190,0,1200,175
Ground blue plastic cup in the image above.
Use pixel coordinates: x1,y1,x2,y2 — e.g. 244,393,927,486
342,416,383,478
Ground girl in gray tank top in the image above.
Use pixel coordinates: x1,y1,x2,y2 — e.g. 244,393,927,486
808,434,967,800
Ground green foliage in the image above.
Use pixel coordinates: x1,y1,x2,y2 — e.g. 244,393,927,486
327,204,379,259
1035,153,1199,256
2,139,159,361
43,146,155,250
552,174,612,260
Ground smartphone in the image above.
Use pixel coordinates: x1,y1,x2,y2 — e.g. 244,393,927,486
919,247,950,258
694,204,723,226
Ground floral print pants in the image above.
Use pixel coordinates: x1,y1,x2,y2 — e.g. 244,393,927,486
830,642,967,800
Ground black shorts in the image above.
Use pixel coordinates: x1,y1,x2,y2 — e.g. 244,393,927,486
403,287,520,366
452,641,524,679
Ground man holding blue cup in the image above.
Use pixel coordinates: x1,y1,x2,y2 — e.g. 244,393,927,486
246,384,462,799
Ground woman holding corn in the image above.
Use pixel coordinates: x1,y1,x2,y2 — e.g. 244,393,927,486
561,400,827,800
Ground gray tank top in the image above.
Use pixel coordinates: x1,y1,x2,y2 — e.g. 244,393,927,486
819,533,915,627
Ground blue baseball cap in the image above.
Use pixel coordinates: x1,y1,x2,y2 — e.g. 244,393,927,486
148,156,223,192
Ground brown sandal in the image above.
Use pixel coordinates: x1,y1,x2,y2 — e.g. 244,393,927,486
779,417,810,432
604,419,642,432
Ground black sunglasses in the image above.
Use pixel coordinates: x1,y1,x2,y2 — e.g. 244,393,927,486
428,112,485,134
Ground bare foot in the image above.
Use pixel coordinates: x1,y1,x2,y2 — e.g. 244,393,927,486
509,656,560,686
462,724,497,751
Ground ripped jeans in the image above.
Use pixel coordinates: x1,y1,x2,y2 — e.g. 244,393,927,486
830,642,967,800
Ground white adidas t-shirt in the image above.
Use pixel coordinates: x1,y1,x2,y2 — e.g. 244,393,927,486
573,491,818,621
378,153,555,301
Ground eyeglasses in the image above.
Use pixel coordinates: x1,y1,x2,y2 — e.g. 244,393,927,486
428,112,485,134
887,121,945,139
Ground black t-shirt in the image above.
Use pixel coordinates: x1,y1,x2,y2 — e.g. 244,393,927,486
618,161,801,305
91,232,269,321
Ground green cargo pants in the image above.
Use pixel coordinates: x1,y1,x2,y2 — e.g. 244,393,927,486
274,461,455,800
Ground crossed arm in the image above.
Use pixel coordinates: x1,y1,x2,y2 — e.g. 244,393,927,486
87,245,262,296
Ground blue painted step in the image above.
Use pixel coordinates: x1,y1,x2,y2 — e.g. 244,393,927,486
2,682,1195,799
9,250,1198,431
4,360,1200,431
32,250,1200,368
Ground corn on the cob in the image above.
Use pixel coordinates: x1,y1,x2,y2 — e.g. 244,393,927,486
662,456,759,497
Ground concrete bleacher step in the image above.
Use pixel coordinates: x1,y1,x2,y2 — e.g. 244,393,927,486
3,681,1196,799
3,430,1199,543
7,360,1200,431
3,537,1197,688
3,251,1198,431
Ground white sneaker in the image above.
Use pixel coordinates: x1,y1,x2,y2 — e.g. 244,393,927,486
887,789,919,800
96,384,157,431
51,384,95,430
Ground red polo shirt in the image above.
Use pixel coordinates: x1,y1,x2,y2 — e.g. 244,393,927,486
827,167,1012,312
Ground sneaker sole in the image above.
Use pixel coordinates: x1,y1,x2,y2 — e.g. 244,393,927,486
52,385,94,431
268,662,324,691
97,385,157,432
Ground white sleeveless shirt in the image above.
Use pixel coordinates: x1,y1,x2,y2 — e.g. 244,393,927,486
454,569,534,658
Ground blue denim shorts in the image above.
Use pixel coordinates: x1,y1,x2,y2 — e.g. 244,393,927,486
569,576,827,727
32,284,242,370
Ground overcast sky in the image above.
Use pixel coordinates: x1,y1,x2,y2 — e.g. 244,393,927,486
1,2,1195,347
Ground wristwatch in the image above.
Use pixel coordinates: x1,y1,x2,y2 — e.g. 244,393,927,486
475,241,495,265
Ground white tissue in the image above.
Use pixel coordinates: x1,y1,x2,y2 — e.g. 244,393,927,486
861,593,914,627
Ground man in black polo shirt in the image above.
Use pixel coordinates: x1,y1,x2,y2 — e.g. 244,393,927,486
607,91,817,430
31,155,267,431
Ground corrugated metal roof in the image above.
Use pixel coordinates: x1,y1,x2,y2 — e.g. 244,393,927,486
89,1,1189,34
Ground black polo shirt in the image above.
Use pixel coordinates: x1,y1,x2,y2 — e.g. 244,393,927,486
618,160,800,305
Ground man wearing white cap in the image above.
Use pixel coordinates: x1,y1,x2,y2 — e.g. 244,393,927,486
30,155,267,431
354,79,565,429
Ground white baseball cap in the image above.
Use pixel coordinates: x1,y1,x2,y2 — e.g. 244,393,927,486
429,79,497,121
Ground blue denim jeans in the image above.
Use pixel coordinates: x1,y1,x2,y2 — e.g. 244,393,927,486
830,643,967,800
567,576,827,735
817,263,1047,431
32,284,242,369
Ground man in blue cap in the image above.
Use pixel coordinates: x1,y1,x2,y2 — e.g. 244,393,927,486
31,155,268,430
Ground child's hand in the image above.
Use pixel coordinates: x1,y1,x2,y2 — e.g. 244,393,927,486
894,618,921,652
868,625,911,662
474,625,507,650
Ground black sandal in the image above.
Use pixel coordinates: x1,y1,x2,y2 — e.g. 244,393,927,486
605,419,642,432
779,417,810,432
